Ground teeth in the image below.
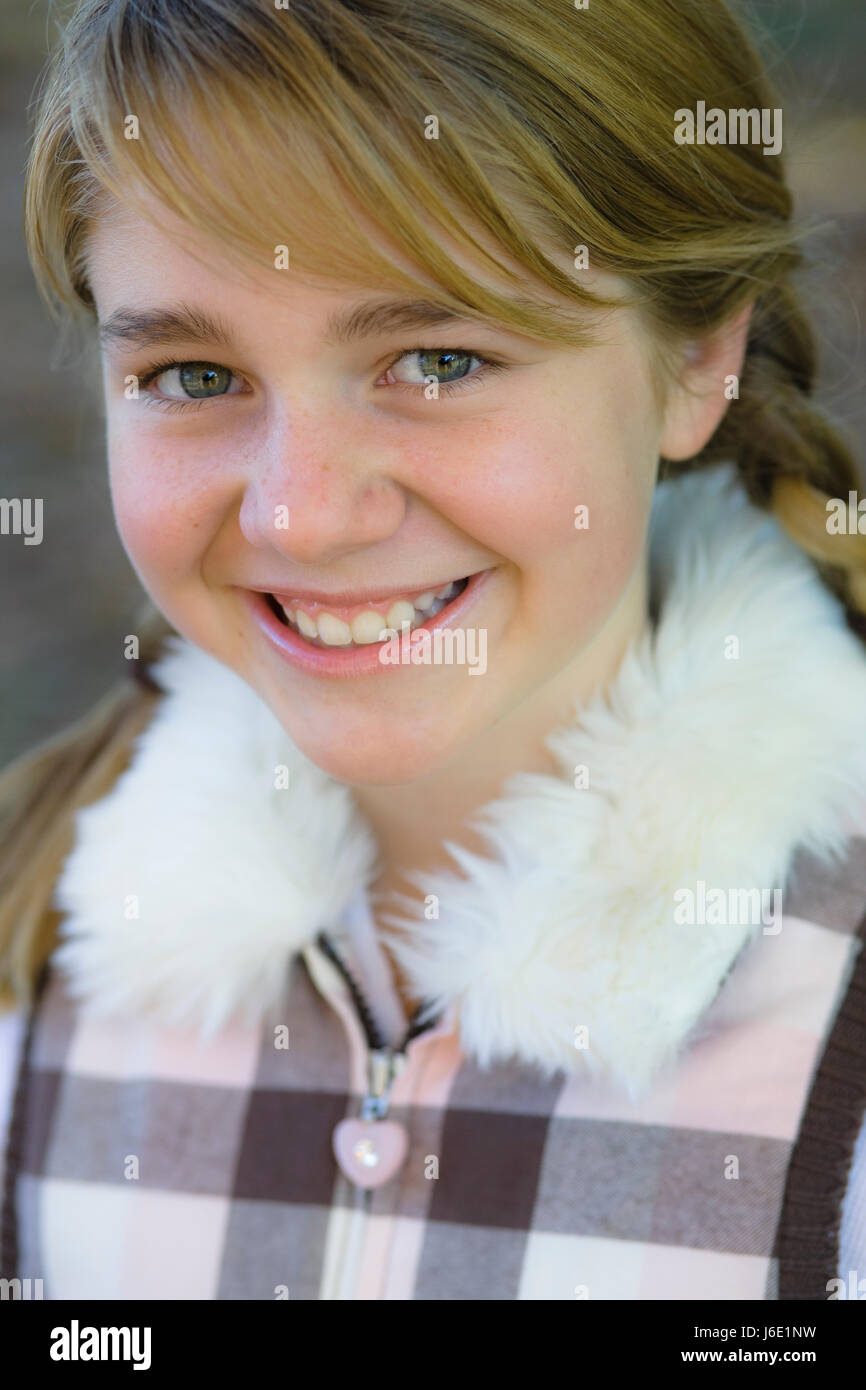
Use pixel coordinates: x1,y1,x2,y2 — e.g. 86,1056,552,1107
277,576,469,648
316,612,353,646
351,610,390,644
386,599,417,630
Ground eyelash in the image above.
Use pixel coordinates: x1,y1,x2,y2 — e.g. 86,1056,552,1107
135,349,510,414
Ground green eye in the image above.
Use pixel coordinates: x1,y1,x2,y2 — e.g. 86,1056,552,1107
415,350,473,384
175,363,233,398
385,348,508,394
137,358,245,411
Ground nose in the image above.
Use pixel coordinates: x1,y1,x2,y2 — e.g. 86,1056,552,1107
238,410,408,567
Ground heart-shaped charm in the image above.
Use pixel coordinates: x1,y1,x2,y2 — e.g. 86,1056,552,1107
332,1117,409,1189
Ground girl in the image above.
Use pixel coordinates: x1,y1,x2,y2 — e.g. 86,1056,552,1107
1,0,866,1301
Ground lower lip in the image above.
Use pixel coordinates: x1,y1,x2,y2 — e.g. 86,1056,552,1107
239,569,495,679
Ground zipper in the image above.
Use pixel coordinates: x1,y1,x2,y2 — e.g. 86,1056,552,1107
313,929,441,1299
315,928,439,1123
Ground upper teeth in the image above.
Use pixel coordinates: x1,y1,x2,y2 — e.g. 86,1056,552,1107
280,581,463,646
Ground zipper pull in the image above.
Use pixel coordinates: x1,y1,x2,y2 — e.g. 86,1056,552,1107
332,1047,410,1189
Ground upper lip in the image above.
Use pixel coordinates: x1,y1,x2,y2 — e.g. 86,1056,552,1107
247,574,477,605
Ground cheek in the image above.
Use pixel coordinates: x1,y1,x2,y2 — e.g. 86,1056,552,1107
106,419,231,587
431,385,656,644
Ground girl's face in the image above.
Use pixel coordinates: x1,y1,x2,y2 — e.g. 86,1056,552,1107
85,199,701,786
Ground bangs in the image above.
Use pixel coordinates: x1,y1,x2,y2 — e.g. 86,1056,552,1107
61,0,618,347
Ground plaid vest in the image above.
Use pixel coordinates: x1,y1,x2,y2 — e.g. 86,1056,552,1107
2,835,865,1300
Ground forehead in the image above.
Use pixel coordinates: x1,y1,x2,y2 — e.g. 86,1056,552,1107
86,210,490,361
84,188,632,349
86,198,291,310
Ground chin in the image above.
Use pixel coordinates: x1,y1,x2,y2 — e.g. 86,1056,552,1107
269,704,467,786
298,730,457,787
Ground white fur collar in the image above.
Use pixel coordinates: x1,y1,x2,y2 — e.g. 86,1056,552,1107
51,463,866,1096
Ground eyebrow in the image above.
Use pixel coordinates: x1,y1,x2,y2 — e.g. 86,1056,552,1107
97,297,477,352
97,304,235,351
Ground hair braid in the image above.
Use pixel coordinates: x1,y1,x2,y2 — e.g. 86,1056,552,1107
664,281,866,617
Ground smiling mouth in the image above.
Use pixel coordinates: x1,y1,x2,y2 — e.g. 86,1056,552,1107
263,576,472,648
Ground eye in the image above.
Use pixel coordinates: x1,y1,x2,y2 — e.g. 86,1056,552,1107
382,348,508,395
133,347,509,414
137,359,247,412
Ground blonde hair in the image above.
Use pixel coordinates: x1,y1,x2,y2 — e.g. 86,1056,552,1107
3,0,866,1008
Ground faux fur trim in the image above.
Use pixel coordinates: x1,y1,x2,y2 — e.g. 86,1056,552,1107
51,462,866,1095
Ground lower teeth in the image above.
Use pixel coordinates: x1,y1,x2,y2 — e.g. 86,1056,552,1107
270,577,470,647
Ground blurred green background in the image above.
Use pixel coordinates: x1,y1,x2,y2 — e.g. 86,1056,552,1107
1,0,865,769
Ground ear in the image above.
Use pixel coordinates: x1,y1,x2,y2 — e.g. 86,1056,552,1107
658,301,753,462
